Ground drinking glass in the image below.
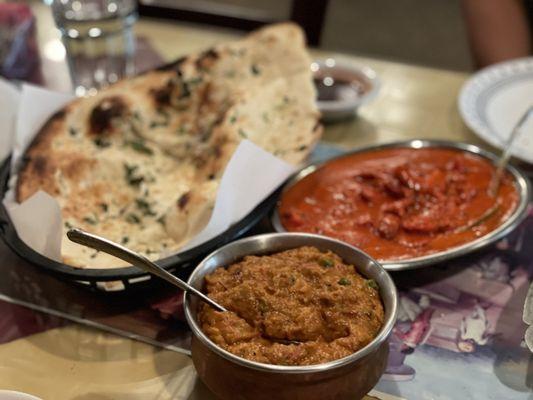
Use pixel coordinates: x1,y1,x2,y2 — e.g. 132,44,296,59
51,0,137,96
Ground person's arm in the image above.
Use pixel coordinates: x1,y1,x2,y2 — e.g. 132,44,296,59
461,0,531,69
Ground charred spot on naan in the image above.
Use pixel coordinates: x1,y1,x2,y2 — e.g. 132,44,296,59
195,49,219,72
177,191,191,209
151,79,174,107
88,96,129,135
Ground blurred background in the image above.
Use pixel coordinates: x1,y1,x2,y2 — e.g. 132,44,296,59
15,0,533,98
4,0,472,74
135,0,473,71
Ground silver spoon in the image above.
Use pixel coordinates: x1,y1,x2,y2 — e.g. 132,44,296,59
489,105,533,196
67,228,227,312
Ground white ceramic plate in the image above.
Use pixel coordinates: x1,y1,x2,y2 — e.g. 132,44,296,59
459,57,533,163
0,391,41,400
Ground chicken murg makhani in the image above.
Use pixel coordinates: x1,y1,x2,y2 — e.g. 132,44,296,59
279,148,519,262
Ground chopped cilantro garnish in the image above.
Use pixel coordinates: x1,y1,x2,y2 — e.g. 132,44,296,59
178,77,202,100
156,107,170,119
149,120,167,129
338,277,351,286
127,138,153,155
135,198,156,216
128,176,144,186
126,213,141,224
83,216,97,225
187,77,203,86
366,279,379,290
124,163,137,176
318,258,334,268
257,299,268,313
93,137,111,148
123,163,144,187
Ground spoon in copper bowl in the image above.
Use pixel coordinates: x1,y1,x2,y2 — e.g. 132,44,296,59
67,228,227,312
68,228,302,345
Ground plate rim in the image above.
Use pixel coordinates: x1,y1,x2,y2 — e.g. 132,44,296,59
458,56,533,163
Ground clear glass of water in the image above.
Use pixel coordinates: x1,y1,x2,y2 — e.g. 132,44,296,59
51,0,138,96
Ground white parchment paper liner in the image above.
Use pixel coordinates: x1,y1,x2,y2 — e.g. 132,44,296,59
0,80,295,264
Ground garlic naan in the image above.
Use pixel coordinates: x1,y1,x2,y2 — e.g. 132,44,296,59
16,23,322,268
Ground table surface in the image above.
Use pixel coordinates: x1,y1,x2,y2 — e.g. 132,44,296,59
1,3,525,400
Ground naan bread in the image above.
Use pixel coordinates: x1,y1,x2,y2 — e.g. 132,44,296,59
16,23,322,268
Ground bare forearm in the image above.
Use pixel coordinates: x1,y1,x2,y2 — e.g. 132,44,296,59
461,0,531,68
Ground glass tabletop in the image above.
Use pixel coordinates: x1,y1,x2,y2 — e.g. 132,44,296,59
1,2,532,399
1,143,532,399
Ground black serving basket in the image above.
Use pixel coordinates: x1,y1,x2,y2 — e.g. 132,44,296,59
0,58,286,292
0,156,280,291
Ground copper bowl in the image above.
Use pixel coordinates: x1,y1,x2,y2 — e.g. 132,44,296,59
184,233,398,400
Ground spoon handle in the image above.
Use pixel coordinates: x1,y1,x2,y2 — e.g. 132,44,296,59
489,105,533,196
67,228,227,312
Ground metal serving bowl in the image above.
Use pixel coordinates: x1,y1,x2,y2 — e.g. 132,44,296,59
184,233,397,400
271,139,531,271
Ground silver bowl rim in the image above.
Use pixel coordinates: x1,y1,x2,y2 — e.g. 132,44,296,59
184,232,398,374
271,139,531,271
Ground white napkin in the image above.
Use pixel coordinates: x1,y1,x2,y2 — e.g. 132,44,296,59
4,191,63,261
12,84,74,170
0,79,21,162
184,140,294,249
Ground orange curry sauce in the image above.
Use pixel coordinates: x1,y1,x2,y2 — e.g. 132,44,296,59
279,148,519,261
